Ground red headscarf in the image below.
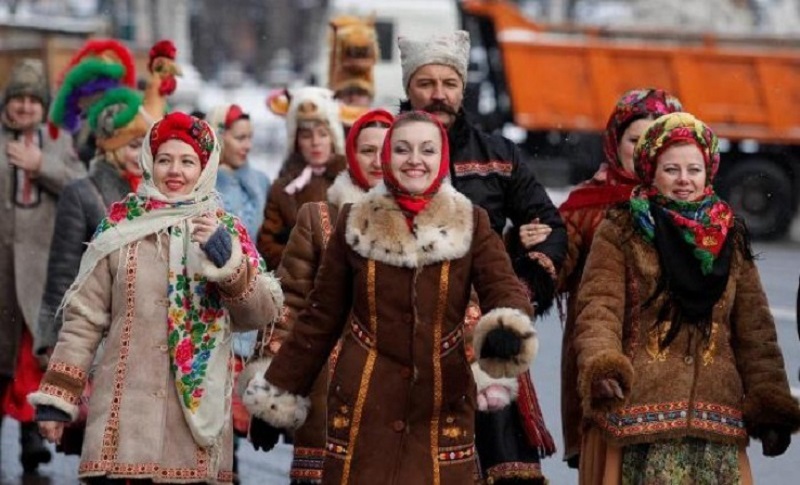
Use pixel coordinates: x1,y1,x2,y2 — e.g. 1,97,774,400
149,112,215,168
380,111,450,229
560,89,683,211
345,109,394,190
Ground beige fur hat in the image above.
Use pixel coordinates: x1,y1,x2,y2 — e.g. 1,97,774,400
4,59,49,108
398,30,470,91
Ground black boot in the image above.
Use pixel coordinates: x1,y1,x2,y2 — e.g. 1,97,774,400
20,421,52,474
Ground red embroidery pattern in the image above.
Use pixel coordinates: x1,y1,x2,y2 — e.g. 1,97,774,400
222,258,246,286
437,443,476,465
290,446,325,482
349,317,375,350
453,160,513,178
527,251,556,281
100,242,139,463
597,401,746,439
39,383,81,406
48,361,88,382
79,449,222,482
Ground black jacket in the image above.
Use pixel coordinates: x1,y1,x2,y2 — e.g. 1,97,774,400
35,159,131,354
398,104,567,313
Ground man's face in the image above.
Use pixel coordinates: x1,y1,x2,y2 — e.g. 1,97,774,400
5,95,44,131
407,64,463,128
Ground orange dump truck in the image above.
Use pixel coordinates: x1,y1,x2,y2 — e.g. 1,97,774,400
460,0,800,238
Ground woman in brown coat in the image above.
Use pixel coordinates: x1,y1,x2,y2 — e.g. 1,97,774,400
243,111,538,484
257,87,347,269
574,113,800,484
557,89,683,467
31,113,283,484
243,108,392,484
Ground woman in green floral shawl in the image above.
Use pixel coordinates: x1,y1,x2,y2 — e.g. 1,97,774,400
30,112,284,484
574,112,800,484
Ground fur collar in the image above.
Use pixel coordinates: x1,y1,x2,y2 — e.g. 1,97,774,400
327,171,366,209
345,182,473,268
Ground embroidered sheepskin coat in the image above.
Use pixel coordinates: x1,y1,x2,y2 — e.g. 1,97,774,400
261,183,536,485
30,232,282,484
574,210,800,448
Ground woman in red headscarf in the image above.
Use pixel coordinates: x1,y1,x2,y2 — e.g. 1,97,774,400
31,112,284,484
242,111,538,484
557,89,683,468
241,108,393,484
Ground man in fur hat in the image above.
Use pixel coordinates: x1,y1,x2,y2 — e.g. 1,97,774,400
0,58,85,473
398,31,566,484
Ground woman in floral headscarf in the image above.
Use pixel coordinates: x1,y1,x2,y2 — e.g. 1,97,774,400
242,111,538,484
573,112,800,484
557,88,683,467
30,112,284,484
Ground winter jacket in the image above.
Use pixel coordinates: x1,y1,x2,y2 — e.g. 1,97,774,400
249,183,537,485
444,110,566,314
216,163,270,240
0,125,84,376
30,231,283,483
574,209,800,447
35,159,131,354
256,155,346,269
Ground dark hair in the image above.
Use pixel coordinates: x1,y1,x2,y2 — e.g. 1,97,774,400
392,111,440,130
360,120,391,130
616,113,657,142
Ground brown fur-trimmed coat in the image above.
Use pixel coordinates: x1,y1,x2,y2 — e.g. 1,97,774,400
247,183,536,484
574,209,800,448
256,154,346,269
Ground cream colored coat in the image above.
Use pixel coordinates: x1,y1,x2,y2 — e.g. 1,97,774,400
30,232,283,484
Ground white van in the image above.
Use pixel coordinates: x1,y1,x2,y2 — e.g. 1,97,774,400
319,0,459,109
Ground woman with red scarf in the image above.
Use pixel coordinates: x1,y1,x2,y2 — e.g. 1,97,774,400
243,111,538,484
557,89,683,468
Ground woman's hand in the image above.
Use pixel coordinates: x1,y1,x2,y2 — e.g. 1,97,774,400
190,214,220,246
519,218,551,249
38,421,65,445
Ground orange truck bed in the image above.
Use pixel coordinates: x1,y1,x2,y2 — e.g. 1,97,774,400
462,0,800,145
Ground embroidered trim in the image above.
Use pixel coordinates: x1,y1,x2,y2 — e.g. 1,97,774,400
453,160,513,178
221,269,258,305
99,241,139,463
39,383,81,406
48,361,88,382
79,449,217,481
341,259,379,484
440,325,464,358
527,251,557,281
222,257,247,286
485,461,544,480
290,446,325,482
598,401,746,439
350,316,375,350
316,201,333,249
430,261,450,485
326,437,349,459
437,443,476,465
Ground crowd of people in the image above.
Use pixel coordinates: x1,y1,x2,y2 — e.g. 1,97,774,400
0,22,797,485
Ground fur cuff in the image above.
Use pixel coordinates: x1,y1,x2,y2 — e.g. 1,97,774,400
471,362,519,399
262,271,285,317
513,252,557,316
200,236,244,282
578,350,634,415
242,360,310,429
28,391,80,421
473,308,537,379
743,384,800,439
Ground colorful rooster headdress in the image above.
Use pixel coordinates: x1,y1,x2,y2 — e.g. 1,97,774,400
49,38,180,151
